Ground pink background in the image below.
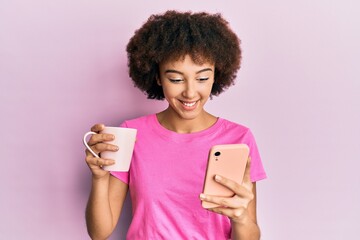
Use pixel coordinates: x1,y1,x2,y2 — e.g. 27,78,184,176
1,1,359,239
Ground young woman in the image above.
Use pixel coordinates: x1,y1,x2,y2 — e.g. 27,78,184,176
85,10,266,240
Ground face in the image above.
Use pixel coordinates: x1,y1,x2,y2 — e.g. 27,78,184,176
158,55,215,121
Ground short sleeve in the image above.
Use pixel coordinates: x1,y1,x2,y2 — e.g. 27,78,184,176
245,129,267,182
110,121,130,184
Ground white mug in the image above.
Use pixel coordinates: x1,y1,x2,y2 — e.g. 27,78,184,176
83,127,137,171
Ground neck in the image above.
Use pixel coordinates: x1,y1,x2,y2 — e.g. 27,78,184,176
156,107,217,134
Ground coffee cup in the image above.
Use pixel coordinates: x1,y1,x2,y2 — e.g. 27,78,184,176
83,127,137,171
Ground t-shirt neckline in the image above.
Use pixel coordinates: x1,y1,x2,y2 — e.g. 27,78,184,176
150,114,224,142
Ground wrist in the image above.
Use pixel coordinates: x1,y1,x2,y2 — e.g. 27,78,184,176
231,212,252,226
92,173,110,184
231,214,260,240
90,174,110,198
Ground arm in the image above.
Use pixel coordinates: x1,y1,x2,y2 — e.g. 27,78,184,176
230,183,260,240
86,175,128,240
84,124,129,240
200,157,261,240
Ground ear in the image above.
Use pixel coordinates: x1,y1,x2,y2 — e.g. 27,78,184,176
156,75,162,86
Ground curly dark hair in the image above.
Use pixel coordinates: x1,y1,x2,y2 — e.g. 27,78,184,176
126,10,241,100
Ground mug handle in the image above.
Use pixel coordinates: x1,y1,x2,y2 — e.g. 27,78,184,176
83,131,100,158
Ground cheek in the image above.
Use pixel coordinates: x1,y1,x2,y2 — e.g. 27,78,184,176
201,83,214,96
162,85,180,99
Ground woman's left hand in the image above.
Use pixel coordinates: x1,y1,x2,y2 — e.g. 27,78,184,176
200,157,255,224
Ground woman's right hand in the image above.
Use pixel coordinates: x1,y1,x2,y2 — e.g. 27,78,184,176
84,124,119,179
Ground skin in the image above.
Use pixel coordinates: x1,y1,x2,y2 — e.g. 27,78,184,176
85,55,260,239
85,125,128,240
200,158,260,240
156,55,217,133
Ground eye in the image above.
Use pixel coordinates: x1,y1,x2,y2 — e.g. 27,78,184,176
198,77,209,81
169,79,183,83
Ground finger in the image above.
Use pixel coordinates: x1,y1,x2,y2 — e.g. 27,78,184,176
88,133,115,146
85,149,102,158
90,123,105,133
91,143,119,153
213,175,253,199
85,149,94,157
85,155,115,167
200,193,242,209
209,206,246,219
85,144,117,158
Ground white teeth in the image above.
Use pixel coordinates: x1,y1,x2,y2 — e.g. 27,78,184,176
182,101,196,107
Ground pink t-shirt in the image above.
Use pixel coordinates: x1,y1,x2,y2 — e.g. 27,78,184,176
111,114,266,239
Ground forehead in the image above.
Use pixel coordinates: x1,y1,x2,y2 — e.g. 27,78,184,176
160,54,214,71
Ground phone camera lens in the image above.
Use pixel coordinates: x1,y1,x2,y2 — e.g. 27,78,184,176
214,151,221,157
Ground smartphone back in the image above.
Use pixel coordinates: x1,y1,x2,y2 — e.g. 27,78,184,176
202,144,249,208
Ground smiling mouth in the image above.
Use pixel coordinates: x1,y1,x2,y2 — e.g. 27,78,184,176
180,100,198,107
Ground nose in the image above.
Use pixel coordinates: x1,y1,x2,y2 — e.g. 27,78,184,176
182,80,196,99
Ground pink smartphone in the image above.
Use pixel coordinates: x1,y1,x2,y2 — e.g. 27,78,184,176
202,144,249,209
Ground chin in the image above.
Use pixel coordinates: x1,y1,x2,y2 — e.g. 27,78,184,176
178,110,202,120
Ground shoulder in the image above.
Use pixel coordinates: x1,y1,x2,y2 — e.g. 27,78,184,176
121,114,155,128
218,118,259,144
220,118,250,134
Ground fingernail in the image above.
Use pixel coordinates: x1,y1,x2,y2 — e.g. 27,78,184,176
215,175,222,182
113,146,119,151
200,194,206,200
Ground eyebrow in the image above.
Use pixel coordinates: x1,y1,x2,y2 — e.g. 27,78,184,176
164,68,213,75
